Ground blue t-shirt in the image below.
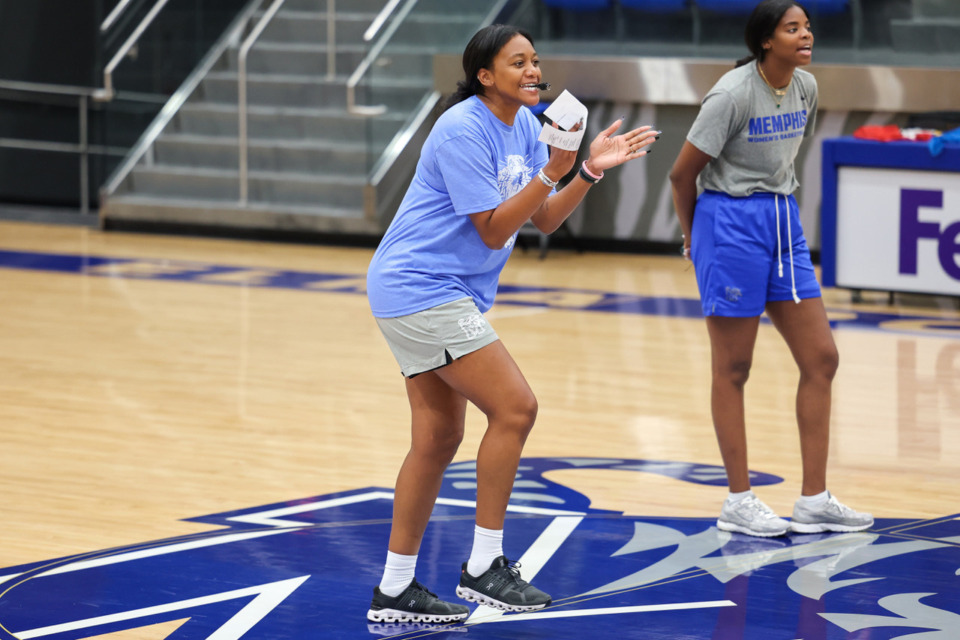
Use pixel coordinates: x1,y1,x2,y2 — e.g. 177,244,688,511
367,96,550,317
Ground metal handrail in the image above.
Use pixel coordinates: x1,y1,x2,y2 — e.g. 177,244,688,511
368,0,509,174
0,79,100,98
363,0,404,42
238,0,288,205
327,0,337,79
0,80,106,214
101,0,264,198
0,137,127,156
364,0,509,220
97,0,173,101
345,0,417,117
100,0,138,32
237,0,408,201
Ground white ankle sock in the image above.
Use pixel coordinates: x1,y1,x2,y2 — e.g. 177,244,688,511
378,551,417,598
727,489,753,503
466,525,503,577
798,490,830,506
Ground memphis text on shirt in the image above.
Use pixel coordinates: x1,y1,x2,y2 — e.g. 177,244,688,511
747,109,808,143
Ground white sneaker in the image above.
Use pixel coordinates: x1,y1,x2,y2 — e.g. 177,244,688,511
791,493,874,533
717,494,789,537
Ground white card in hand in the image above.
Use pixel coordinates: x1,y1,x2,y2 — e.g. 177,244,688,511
537,89,587,151
543,89,587,130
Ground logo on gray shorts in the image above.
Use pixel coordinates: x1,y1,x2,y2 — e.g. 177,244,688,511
458,313,488,339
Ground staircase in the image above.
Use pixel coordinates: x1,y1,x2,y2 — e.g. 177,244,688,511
100,0,499,235
890,0,960,53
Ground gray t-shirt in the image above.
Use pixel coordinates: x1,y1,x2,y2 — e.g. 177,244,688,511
687,63,818,197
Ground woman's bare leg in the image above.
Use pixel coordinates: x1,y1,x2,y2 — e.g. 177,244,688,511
705,316,761,492
434,340,537,530
765,297,839,496
387,371,467,555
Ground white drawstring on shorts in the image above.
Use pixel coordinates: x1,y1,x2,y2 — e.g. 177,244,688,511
775,194,801,304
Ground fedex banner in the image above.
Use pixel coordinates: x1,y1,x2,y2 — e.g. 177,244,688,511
836,166,960,295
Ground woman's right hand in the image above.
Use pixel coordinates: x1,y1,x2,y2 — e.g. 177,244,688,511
539,120,583,184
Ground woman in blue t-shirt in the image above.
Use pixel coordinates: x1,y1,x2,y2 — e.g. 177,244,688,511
366,23,659,623
669,0,872,539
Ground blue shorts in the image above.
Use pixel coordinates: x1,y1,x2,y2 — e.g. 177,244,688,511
691,190,821,317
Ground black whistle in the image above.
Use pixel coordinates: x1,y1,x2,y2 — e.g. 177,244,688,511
535,82,551,91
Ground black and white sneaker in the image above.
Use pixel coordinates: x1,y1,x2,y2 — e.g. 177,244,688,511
456,556,551,612
367,621,468,636
366,579,470,623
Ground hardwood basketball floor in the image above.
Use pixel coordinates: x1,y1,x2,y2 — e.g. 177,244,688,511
1,220,958,638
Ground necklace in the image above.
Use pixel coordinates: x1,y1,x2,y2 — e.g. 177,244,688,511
757,62,791,108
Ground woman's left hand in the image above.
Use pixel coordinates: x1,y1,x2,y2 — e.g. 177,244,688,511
584,119,659,174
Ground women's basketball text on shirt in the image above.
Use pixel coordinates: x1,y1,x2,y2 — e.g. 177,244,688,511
748,109,808,143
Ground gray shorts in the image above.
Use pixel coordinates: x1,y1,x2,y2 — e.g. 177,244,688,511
375,297,499,378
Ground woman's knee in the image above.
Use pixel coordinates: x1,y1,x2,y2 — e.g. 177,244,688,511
805,344,839,381
494,391,538,437
716,358,753,388
411,425,464,464
518,393,539,430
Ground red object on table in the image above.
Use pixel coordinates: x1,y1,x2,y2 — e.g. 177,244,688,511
852,124,904,142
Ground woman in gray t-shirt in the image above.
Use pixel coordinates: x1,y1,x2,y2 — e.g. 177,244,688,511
669,0,873,538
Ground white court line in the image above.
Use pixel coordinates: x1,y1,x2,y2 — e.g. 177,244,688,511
0,528,292,586
474,599,736,624
228,491,397,526
229,492,585,527
436,497,585,517
466,515,583,624
14,576,308,639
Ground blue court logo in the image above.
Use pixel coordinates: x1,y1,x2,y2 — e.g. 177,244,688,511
0,457,957,639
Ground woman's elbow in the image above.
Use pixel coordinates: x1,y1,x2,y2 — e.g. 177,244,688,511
476,230,507,250
469,216,505,249
668,166,686,187
530,216,558,235
483,236,505,250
